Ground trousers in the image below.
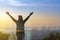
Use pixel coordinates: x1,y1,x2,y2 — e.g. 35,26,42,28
16,31,24,40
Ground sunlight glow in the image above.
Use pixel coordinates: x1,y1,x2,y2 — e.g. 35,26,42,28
0,12,14,27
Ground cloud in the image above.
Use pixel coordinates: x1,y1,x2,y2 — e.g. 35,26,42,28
7,0,27,6
0,0,26,6
0,0,39,6
0,0,6,3
6,0,40,6
0,0,60,7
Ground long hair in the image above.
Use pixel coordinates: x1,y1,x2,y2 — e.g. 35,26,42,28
18,15,23,21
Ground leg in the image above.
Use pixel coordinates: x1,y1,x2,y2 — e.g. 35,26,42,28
16,32,25,40
16,32,22,40
21,32,25,40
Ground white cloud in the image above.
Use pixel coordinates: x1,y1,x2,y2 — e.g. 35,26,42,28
0,0,60,7
0,0,40,6
6,0,39,6
0,0,26,6
0,0,5,2
7,0,27,6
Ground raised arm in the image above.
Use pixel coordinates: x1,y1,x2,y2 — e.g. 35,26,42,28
24,12,33,23
6,12,17,23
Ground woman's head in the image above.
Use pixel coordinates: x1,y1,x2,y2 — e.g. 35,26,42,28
18,15,23,21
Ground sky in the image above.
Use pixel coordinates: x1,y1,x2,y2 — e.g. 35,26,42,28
0,0,60,32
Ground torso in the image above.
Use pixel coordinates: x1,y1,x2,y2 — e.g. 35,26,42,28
16,21,24,30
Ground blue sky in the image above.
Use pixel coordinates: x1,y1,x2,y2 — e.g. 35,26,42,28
0,0,60,7
0,0,60,12
0,0,60,27
0,0,60,33
14,0,60,6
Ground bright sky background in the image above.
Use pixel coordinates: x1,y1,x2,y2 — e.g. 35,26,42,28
0,0,60,32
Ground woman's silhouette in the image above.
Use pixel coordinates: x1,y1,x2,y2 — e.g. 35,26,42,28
6,12,33,40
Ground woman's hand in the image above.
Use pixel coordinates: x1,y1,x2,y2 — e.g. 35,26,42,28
6,11,10,15
30,12,33,15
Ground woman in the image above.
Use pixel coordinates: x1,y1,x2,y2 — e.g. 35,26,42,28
6,12,33,40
